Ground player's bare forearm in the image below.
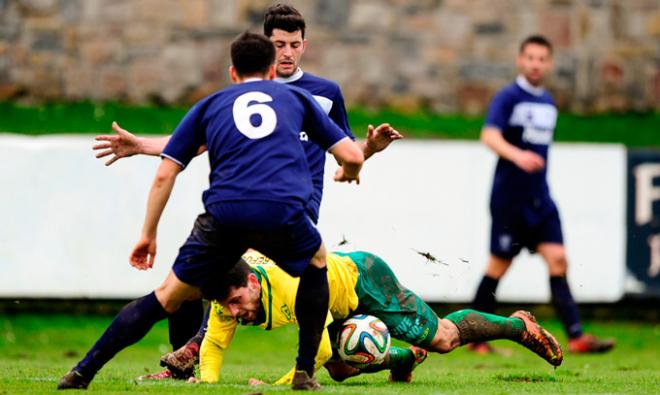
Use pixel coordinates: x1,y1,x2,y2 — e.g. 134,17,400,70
481,127,520,162
481,128,544,173
143,137,206,156
330,138,364,182
129,160,178,270
142,137,207,157
141,159,180,237
140,136,171,156
94,122,169,166
94,122,207,166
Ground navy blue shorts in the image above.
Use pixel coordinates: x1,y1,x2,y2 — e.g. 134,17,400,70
172,201,322,294
490,200,564,259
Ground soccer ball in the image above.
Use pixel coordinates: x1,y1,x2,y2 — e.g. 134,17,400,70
337,314,390,368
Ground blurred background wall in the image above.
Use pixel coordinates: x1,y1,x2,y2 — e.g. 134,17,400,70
0,0,658,113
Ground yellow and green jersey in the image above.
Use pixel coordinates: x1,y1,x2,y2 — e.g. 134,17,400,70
200,249,360,384
200,249,439,384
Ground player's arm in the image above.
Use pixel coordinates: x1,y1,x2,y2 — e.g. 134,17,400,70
129,100,206,269
358,123,403,160
482,89,544,174
199,306,239,383
481,126,544,173
93,122,207,166
299,89,363,182
330,138,364,183
328,89,402,160
129,157,180,270
309,120,364,183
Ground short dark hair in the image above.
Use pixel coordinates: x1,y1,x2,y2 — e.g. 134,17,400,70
263,3,306,38
230,32,275,77
519,35,553,55
202,259,253,302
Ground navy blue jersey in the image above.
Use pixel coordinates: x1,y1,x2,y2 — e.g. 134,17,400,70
162,79,348,209
485,76,558,206
276,68,355,222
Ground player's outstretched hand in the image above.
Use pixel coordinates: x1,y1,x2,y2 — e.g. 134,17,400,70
248,378,266,386
365,123,403,153
513,150,545,173
334,167,360,184
187,377,201,384
93,121,142,166
130,235,156,270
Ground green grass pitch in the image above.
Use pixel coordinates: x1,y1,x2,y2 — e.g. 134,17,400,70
1,314,658,394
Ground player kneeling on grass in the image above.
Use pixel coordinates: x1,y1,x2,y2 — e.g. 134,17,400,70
168,249,562,385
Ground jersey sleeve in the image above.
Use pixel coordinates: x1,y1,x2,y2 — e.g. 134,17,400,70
273,322,333,385
328,87,355,140
161,100,208,169
297,90,350,151
199,302,238,383
315,324,334,370
484,89,513,132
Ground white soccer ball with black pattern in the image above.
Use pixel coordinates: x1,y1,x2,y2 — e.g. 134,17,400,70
337,314,391,368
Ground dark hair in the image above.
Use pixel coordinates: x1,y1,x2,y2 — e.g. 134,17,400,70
519,35,553,54
202,259,253,302
230,32,275,77
263,3,306,38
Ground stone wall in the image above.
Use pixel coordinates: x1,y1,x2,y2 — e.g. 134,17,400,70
1,0,658,113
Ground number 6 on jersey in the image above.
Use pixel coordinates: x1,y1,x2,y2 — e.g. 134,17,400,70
232,91,277,139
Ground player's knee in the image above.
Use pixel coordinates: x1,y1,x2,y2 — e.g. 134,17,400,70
154,271,199,313
485,256,512,278
309,257,326,269
155,287,184,314
159,299,181,314
547,256,568,276
309,244,327,269
539,244,568,275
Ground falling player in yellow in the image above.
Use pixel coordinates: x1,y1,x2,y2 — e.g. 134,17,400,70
200,249,365,384
194,249,563,385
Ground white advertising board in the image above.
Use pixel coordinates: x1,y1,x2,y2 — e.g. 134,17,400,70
0,136,626,302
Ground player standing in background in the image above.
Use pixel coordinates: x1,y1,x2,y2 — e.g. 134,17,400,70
58,32,364,390
469,35,615,354
92,3,402,379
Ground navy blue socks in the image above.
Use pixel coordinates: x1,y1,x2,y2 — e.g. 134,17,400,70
177,303,211,351
75,292,168,379
550,276,583,338
473,275,500,313
295,265,329,376
168,299,204,350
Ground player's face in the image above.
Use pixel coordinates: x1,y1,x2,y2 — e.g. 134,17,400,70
270,28,307,78
223,274,262,323
517,43,553,86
